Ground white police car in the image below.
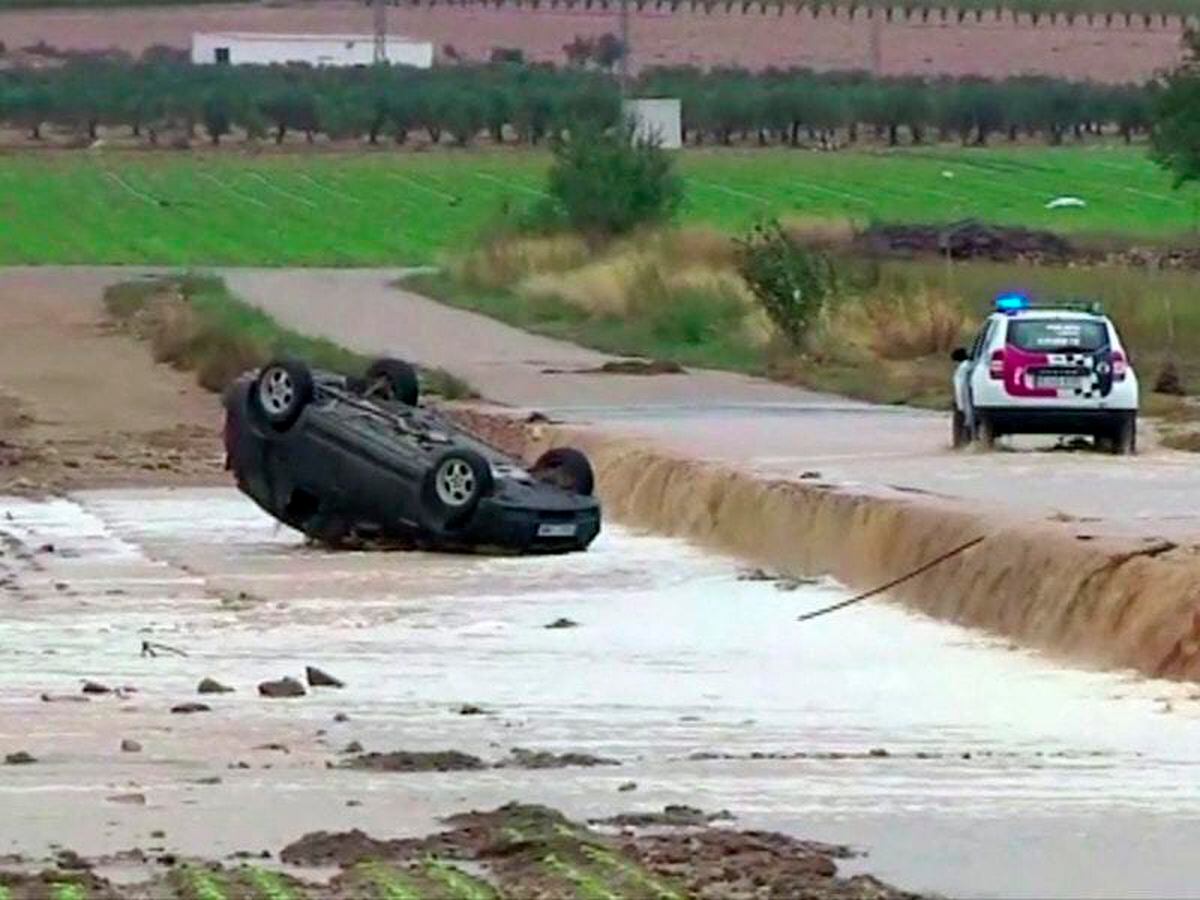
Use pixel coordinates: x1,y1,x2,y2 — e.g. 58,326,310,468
951,295,1139,454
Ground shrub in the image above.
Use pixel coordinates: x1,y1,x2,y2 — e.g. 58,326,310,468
543,123,683,239
831,286,968,360
735,221,837,348
622,263,746,347
1154,359,1186,396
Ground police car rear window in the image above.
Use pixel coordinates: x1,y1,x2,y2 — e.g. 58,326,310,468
1007,319,1108,353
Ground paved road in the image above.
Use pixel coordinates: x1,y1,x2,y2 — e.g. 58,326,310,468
225,268,1200,543
223,268,847,410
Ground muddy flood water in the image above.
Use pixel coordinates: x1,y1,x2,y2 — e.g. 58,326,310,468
3,488,1200,898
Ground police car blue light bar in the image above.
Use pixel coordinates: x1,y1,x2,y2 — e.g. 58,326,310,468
994,293,1029,313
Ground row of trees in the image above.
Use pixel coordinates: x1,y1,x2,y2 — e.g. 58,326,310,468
643,68,1154,146
0,55,1154,148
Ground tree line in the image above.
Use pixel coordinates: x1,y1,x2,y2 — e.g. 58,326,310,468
0,53,1154,148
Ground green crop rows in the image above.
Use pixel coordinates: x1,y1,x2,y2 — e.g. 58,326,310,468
0,146,1193,267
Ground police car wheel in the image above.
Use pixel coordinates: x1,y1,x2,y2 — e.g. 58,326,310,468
951,409,970,449
1112,413,1137,456
974,414,997,449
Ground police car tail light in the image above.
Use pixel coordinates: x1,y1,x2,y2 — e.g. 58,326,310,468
1112,351,1127,381
988,349,1005,380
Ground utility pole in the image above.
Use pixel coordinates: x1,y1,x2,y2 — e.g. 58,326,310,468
373,0,387,65
868,8,882,76
619,0,631,96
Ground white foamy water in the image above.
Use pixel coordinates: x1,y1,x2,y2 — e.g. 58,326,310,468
2,488,1199,898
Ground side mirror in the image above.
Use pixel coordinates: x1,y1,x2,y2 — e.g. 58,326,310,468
950,348,969,363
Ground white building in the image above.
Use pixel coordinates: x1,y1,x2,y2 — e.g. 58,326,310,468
623,98,683,150
190,32,434,68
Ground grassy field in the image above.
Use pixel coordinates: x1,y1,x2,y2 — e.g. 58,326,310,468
2,145,1196,266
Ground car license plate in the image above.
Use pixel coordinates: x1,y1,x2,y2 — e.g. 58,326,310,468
537,522,576,538
1036,374,1084,390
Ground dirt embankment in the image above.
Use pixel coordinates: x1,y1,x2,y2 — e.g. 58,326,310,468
0,271,224,494
456,407,1200,682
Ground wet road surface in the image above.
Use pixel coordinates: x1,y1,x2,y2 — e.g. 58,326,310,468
4,488,1200,898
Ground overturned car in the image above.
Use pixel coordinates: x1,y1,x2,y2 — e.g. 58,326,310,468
223,357,601,553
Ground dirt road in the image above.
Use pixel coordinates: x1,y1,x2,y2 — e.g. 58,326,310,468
0,268,223,493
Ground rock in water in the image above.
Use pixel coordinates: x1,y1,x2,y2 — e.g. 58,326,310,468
259,677,306,699
171,702,211,714
305,666,344,688
197,677,234,694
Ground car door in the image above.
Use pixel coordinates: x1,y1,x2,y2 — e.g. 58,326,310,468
956,319,992,421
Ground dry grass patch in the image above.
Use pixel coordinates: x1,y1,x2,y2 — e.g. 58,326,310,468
827,285,969,361
1161,430,1200,452
453,233,591,293
780,215,860,251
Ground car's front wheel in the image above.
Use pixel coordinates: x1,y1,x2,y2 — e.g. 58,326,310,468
421,449,494,529
250,359,314,431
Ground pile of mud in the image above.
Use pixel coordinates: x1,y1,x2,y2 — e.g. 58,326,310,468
0,804,922,899
855,220,1073,263
452,407,1200,682
854,220,1200,273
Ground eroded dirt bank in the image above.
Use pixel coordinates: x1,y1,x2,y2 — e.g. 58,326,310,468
456,408,1200,682
0,269,223,494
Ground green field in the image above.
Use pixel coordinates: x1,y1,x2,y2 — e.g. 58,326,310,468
2,146,1195,266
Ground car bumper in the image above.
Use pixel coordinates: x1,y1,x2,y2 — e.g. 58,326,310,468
455,498,603,554
976,407,1134,435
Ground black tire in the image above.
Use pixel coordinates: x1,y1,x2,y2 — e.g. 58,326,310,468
974,414,997,449
531,447,595,496
250,359,314,431
1112,412,1137,456
951,409,970,449
364,358,419,407
420,448,494,529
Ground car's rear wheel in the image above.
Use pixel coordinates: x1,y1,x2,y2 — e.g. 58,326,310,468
974,414,997,449
531,447,595,496
364,358,419,407
1112,412,1137,456
951,409,970,449
421,449,494,529
251,359,314,431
